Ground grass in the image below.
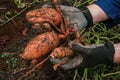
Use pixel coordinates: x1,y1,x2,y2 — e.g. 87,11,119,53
76,24,120,80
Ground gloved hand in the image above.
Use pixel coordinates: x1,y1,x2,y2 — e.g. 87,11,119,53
42,4,93,31
50,41,115,70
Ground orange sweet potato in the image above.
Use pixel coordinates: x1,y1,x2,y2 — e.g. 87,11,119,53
50,47,74,70
50,47,74,58
25,7,62,26
20,31,59,60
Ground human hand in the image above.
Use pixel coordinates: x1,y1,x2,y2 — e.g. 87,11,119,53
50,41,115,70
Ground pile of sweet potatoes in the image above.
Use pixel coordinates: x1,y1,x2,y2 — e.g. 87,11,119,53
20,0,81,71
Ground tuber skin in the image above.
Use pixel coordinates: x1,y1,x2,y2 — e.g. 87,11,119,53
20,31,59,60
25,7,62,27
50,47,74,70
50,47,74,58
23,7,63,35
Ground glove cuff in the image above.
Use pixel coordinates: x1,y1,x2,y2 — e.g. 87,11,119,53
78,6,93,27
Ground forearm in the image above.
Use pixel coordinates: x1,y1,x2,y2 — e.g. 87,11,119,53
87,4,109,23
90,0,120,27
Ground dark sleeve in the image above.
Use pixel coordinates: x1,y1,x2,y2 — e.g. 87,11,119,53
95,0,120,28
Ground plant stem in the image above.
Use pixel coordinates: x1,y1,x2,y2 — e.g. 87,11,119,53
102,71,120,77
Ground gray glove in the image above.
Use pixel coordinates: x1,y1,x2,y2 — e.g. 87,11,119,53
42,4,89,31
50,53,83,70
50,41,115,70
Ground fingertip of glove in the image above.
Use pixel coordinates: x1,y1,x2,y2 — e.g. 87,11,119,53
68,41,74,48
71,43,82,52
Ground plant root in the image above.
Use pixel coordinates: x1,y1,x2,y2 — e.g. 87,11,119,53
18,56,50,80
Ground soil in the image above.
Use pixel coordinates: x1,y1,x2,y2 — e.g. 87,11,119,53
0,0,76,80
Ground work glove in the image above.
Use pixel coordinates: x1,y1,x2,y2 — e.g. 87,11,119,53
42,4,93,31
50,41,115,70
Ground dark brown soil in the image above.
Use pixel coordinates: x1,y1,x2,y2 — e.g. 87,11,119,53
0,0,75,80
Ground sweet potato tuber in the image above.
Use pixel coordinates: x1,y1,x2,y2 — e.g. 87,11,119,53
26,7,62,26
50,47,74,58
20,31,59,60
50,47,74,70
